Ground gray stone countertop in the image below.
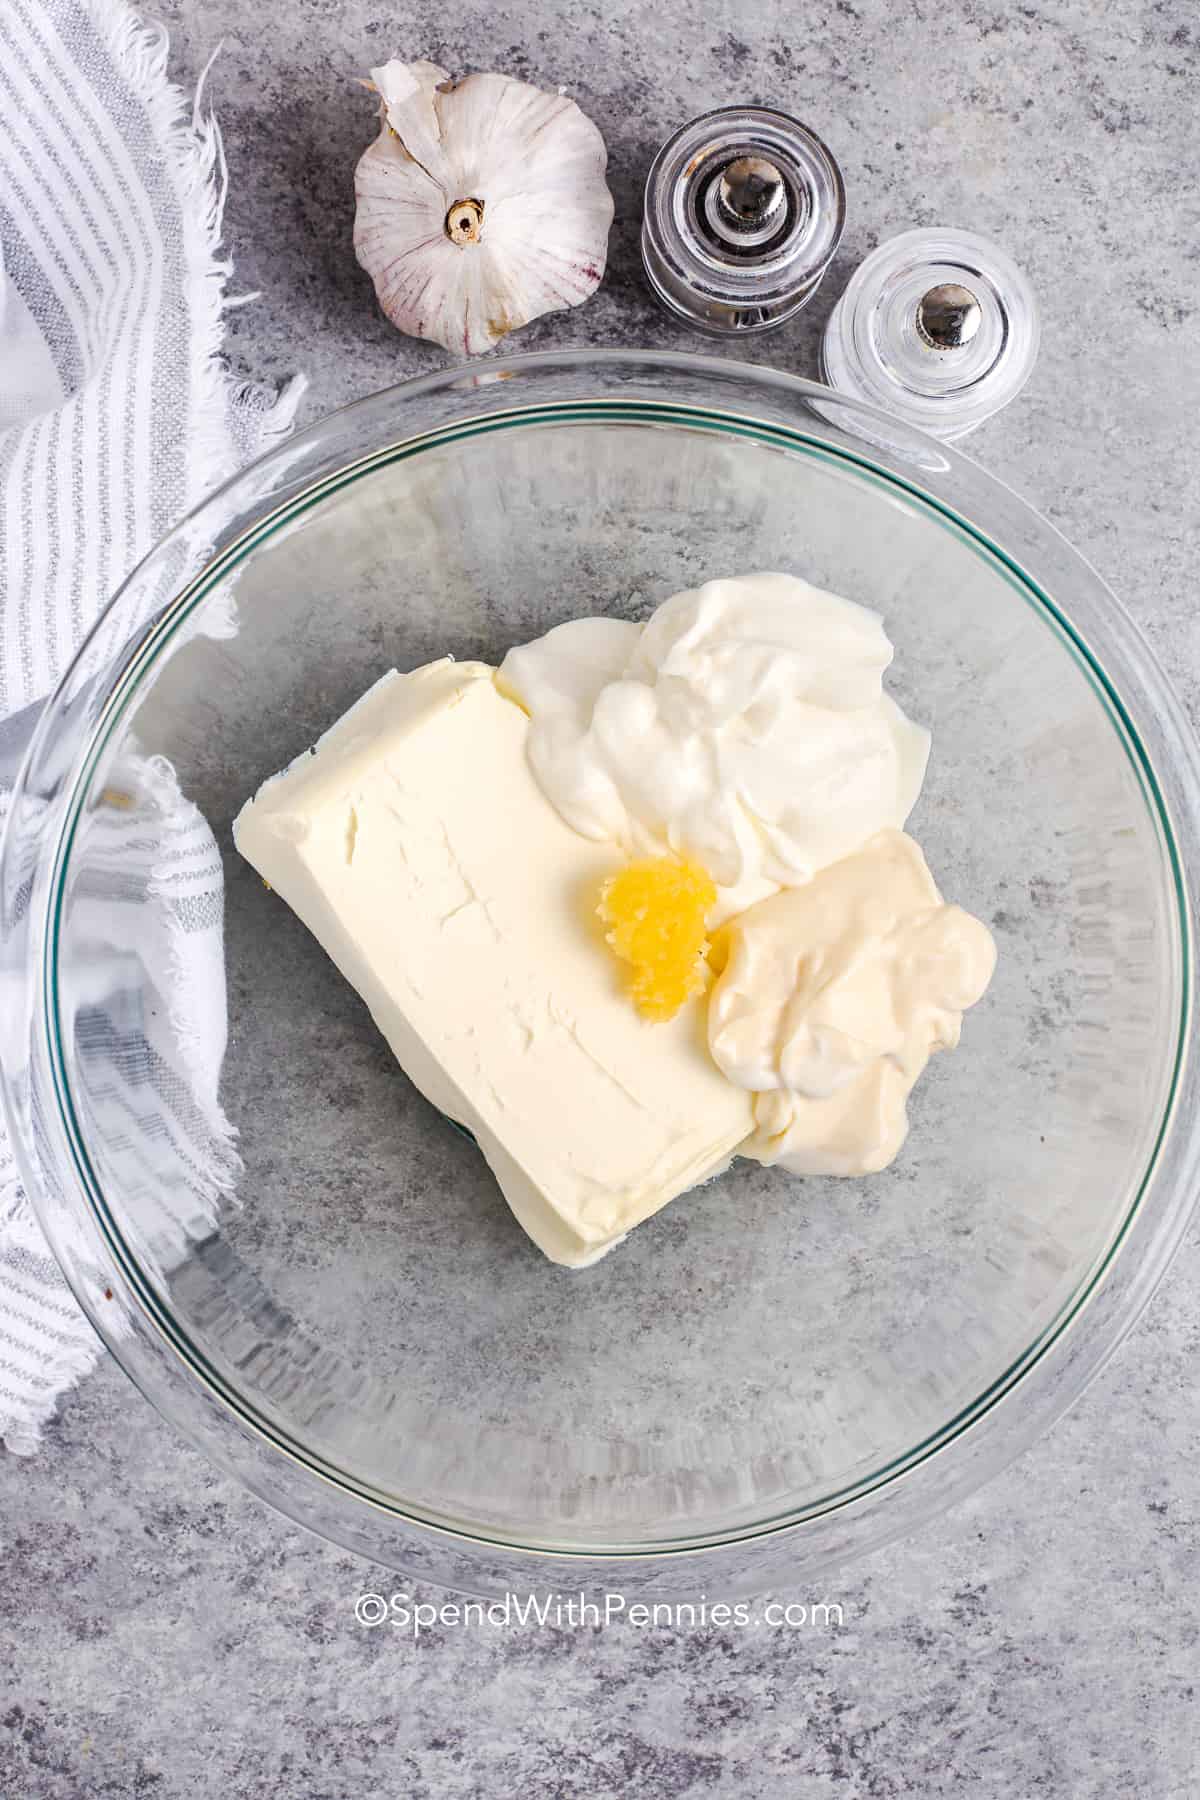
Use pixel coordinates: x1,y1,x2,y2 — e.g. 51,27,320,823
5,2,1200,1795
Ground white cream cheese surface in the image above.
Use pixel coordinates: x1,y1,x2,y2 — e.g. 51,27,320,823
233,659,754,1267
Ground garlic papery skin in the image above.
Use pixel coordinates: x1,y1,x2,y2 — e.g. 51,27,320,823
354,59,615,357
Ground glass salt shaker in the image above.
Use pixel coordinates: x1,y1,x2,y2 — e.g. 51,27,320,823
820,227,1040,439
641,105,846,334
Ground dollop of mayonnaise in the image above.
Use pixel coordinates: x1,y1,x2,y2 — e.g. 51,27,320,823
708,830,996,1177
496,574,930,921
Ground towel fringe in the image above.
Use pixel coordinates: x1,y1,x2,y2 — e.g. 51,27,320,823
88,0,305,503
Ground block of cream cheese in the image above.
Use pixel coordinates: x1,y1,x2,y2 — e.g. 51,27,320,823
234,661,754,1267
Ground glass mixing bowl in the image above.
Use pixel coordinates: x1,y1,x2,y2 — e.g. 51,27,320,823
3,350,1198,1597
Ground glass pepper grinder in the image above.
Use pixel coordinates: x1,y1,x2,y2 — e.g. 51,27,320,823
641,105,846,334
820,227,1040,439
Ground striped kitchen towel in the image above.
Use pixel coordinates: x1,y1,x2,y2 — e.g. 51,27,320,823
0,0,303,1453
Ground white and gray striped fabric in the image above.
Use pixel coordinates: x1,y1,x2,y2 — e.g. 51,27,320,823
0,0,302,1453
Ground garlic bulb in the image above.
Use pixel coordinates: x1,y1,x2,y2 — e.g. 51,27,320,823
354,59,615,357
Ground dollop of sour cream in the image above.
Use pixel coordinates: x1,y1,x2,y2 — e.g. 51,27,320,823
496,573,931,922
708,830,997,1176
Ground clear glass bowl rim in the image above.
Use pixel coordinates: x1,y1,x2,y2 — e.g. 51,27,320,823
4,347,1199,1592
